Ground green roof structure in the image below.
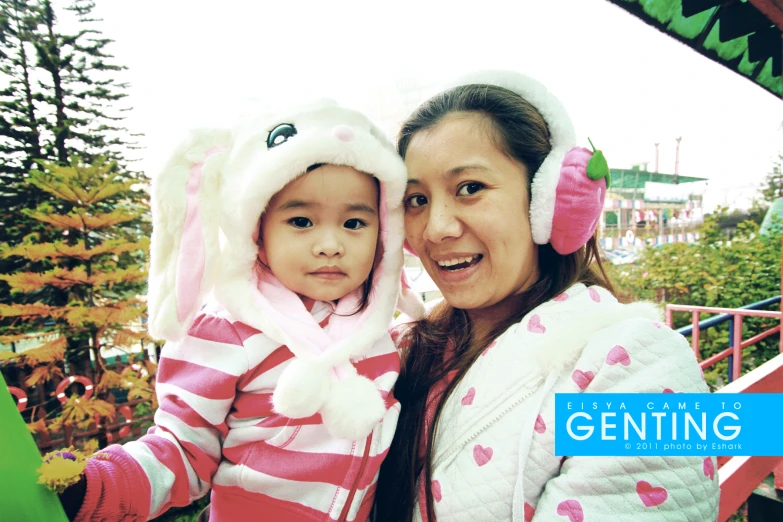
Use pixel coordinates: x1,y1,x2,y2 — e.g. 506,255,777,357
608,168,707,203
606,0,782,97
609,168,707,188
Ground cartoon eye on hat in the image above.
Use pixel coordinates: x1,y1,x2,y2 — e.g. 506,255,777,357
267,123,297,149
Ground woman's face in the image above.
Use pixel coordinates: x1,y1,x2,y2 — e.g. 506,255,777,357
403,112,540,317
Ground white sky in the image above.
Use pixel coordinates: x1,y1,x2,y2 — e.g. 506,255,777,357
80,0,782,212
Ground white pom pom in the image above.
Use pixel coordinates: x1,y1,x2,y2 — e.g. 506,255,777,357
272,358,330,419
321,375,386,440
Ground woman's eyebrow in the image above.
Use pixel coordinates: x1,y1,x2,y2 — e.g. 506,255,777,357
446,164,490,177
407,164,490,186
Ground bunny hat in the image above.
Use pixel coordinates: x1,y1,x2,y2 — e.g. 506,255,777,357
146,100,424,440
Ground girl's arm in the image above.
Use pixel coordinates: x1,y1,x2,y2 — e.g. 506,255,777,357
529,320,720,522
74,312,249,521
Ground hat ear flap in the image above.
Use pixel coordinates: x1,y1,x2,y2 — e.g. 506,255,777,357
147,129,231,341
396,269,426,320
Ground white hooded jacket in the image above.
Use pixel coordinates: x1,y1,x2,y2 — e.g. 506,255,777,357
413,284,719,522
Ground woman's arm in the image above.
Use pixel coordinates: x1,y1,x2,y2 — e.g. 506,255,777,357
531,319,720,522
73,312,248,521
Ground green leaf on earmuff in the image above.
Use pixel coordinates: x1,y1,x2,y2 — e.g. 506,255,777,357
587,137,610,188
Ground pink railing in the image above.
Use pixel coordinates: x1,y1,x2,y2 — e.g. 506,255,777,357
666,301,783,521
665,303,783,382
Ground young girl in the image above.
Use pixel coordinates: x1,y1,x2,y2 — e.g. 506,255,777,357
55,100,422,521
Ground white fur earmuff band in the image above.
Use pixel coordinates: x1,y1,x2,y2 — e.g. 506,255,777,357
446,70,608,255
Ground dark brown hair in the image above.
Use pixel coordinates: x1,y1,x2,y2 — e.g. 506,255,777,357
373,85,615,521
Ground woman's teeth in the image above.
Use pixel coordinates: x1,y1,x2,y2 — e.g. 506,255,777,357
437,254,481,270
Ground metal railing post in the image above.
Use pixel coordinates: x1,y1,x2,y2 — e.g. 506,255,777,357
727,318,734,384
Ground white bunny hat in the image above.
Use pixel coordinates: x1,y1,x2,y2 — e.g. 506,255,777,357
147,100,424,439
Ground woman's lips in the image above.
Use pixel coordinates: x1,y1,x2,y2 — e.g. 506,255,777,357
433,254,483,283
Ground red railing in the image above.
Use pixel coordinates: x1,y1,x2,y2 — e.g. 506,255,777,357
666,301,783,521
715,354,783,521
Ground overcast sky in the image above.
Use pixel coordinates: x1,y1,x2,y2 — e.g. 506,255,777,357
74,0,782,211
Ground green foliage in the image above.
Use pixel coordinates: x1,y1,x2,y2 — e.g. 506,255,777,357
0,157,150,379
607,208,782,389
0,0,143,309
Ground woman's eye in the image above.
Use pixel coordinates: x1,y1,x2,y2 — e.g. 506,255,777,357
405,194,428,209
457,182,484,196
289,217,312,228
344,219,366,230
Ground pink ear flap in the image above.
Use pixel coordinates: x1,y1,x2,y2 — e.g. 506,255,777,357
147,130,231,341
549,146,607,255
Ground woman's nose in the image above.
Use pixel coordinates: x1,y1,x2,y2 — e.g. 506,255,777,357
423,201,462,244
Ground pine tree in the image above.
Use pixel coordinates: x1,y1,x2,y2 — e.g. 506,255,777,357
32,0,139,167
0,0,48,281
0,157,150,384
0,0,147,355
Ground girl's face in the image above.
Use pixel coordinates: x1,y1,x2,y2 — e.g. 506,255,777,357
260,165,380,302
403,112,540,319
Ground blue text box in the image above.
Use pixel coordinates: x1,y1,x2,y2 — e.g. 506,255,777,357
554,393,783,456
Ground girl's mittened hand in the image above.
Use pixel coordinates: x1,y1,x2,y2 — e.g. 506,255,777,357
58,474,87,521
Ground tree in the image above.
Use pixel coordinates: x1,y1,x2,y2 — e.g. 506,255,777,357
0,0,146,360
748,154,783,224
0,0,142,256
0,157,150,381
0,0,49,286
32,0,139,167
607,208,782,389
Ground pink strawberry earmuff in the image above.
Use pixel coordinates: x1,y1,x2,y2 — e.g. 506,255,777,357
447,70,610,255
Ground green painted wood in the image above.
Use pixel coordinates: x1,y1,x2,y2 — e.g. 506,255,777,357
0,375,68,521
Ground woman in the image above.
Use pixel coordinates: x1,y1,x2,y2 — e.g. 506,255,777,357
375,71,719,521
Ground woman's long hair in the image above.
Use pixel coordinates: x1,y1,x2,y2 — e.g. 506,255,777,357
373,85,615,522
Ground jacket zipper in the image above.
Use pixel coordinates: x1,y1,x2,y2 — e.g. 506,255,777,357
337,433,373,522
432,375,543,471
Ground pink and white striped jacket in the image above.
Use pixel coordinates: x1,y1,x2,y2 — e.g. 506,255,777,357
73,101,423,522
76,300,401,521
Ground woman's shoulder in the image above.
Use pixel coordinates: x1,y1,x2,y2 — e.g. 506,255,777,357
571,306,706,394
499,286,697,380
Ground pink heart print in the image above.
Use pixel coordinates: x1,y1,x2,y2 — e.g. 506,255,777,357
662,388,675,393
481,340,497,356
553,292,569,302
524,502,535,522
703,457,715,481
605,345,631,366
652,321,662,329
461,387,476,406
432,480,442,502
636,480,668,507
571,369,594,390
588,287,601,302
473,444,493,466
534,414,546,434
527,314,546,334
556,499,584,522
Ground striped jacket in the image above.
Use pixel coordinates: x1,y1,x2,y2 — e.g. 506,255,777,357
76,300,401,522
